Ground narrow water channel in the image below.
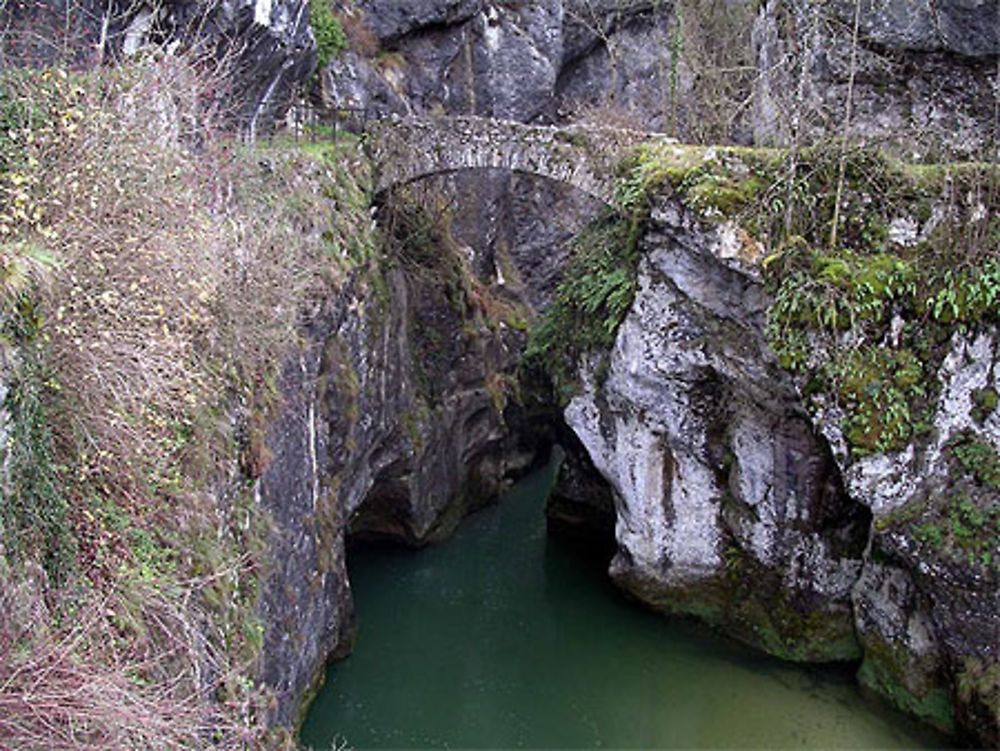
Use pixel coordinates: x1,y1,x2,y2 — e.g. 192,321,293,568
301,454,945,749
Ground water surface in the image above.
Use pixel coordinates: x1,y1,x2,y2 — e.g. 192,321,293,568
301,456,945,749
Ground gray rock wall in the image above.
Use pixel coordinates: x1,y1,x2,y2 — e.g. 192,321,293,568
562,199,870,661
753,0,1000,158
326,1,998,158
834,330,1000,745
325,0,684,130
556,194,999,746
256,242,533,727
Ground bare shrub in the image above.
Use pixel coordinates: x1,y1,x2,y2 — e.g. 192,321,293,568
0,50,374,746
0,52,357,535
0,60,231,533
0,0,108,69
674,0,758,144
0,561,273,749
566,99,647,132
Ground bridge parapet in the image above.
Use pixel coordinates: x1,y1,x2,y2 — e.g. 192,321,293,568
367,116,668,205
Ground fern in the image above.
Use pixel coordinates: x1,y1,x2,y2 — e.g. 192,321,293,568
310,0,347,70
523,213,642,403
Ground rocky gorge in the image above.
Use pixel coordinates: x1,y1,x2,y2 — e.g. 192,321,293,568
0,0,998,748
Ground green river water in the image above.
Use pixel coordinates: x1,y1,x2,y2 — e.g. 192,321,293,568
301,454,947,749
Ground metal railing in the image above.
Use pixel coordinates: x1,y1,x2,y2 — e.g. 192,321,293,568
281,103,379,143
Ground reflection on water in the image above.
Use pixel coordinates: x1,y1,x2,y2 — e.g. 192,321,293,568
300,454,945,749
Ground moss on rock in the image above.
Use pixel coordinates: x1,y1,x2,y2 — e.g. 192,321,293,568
617,557,861,664
857,638,956,734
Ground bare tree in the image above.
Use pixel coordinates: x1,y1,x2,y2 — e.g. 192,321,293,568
829,0,862,250
783,0,822,235
672,0,758,143
564,0,632,106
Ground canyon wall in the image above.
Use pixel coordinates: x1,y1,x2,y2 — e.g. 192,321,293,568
254,201,542,725
557,185,998,745
2,0,997,745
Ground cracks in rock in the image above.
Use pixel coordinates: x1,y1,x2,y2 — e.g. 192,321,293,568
925,0,947,51
384,13,478,50
554,0,667,111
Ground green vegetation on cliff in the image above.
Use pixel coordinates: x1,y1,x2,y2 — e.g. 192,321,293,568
618,140,999,455
880,430,1000,572
522,211,642,404
310,0,347,69
857,637,956,733
0,59,375,747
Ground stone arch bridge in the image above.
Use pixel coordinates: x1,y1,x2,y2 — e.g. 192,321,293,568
366,116,669,205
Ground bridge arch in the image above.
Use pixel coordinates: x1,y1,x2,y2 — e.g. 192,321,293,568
367,116,657,206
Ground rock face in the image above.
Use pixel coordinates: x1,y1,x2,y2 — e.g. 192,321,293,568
555,192,999,745
0,0,316,136
326,0,695,132
357,0,483,43
825,0,999,57
753,0,1000,157
199,0,316,137
355,0,564,122
833,331,1000,745
255,233,532,725
324,0,997,158
562,198,871,661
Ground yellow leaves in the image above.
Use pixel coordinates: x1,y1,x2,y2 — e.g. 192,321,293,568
41,67,68,82
0,60,372,582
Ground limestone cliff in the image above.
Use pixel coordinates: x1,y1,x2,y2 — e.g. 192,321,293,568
545,145,999,746
754,0,1000,158
254,184,538,726
834,331,1000,744
564,197,870,662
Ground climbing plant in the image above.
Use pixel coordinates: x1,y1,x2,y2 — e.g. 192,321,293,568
523,208,643,405
310,0,347,70
1,300,76,586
